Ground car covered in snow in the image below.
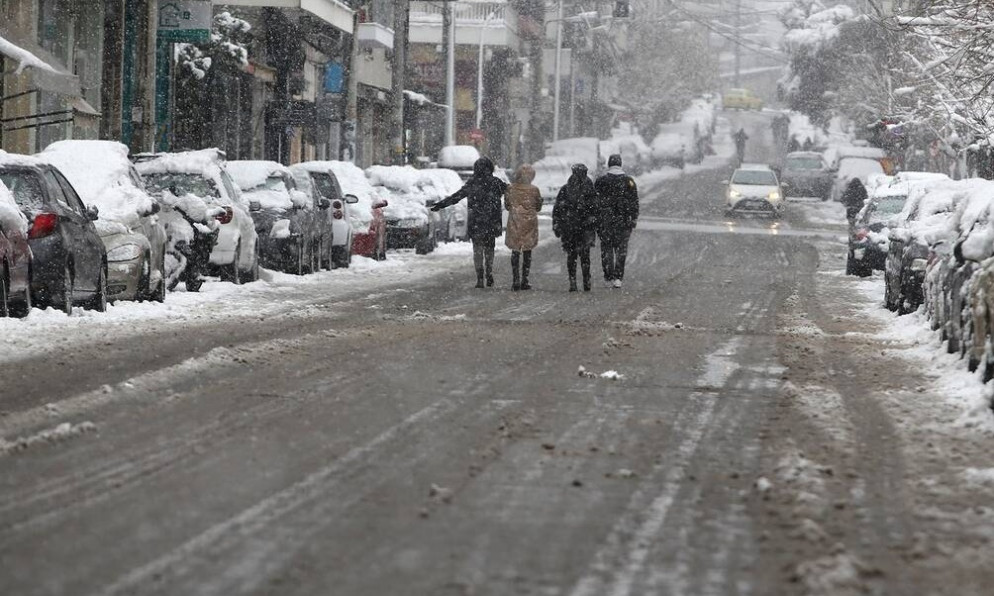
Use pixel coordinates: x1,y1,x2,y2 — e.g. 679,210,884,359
724,164,783,216
545,137,602,175
135,149,259,285
883,178,969,314
228,161,326,275
532,156,572,201
39,141,169,303
290,162,362,268
0,178,32,317
649,131,687,170
847,187,907,276
319,161,389,261
366,165,463,254
780,151,833,200
0,152,108,313
601,133,651,175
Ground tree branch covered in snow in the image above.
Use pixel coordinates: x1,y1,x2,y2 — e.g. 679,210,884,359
176,12,251,80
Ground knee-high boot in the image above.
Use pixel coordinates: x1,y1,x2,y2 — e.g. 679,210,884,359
521,251,532,290
511,252,521,290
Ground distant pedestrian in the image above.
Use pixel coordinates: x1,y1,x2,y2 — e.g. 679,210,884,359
504,164,543,291
432,157,507,288
787,135,801,153
595,154,639,288
733,128,749,163
840,177,868,223
553,164,599,292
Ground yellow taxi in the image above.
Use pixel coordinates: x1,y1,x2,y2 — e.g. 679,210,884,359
722,88,763,111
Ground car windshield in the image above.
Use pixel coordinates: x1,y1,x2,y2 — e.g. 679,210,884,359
863,197,906,223
143,173,219,198
786,157,823,170
0,169,46,210
732,170,777,185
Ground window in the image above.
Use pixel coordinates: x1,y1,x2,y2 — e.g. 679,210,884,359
732,170,777,185
785,157,824,170
0,170,47,210
53,170,88,215
144,173,220,199
43,171,75,212
310,173,340,201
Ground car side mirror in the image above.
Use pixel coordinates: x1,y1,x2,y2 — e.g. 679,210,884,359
86,206,99,221
373,199,388,209
249,200,262,212
145,202,161,216
318,198,331,210
345,194,359,204
425,199,437,208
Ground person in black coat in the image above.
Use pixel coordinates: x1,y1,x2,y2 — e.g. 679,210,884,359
552,163,599,292
840,177,868,223
595,154,639,288
432,157,508,288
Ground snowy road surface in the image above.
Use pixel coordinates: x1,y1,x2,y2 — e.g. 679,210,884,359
2,111,993,595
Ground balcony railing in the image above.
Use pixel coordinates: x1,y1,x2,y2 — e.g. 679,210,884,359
408,1,519,47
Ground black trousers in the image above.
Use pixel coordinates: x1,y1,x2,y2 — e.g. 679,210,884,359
472,237,495,277
567,248,591,282
600,230,631,281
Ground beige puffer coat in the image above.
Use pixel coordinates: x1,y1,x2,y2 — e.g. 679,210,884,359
504,165,543,251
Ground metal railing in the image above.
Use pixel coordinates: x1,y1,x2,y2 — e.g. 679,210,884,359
409,1,514,26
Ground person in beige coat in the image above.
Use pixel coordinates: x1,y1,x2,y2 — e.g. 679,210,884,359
505,164,543,290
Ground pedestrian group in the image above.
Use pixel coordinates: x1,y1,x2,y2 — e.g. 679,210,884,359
432,154,640,292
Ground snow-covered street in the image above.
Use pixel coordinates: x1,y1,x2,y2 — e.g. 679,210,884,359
3,110,993,596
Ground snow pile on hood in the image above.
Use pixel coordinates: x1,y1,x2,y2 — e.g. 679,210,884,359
38,140,155,230
293,161,380,230
366,165,463,223
0,180,28,236
437,145,480,169
226,161,293,211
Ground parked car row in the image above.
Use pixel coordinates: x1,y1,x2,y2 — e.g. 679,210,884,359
848,172,994,380
0,142,484,317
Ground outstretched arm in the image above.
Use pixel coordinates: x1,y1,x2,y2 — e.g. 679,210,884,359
432,184,470,211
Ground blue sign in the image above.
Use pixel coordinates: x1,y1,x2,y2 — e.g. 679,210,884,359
325,62,344,94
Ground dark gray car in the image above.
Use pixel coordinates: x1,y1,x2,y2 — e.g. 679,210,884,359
0,163,108,314
780,151,834,200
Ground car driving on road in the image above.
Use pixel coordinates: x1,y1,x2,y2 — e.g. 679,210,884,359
725,164,783,216
780,151,833,200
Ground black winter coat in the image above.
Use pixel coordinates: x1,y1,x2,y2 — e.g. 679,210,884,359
434,175,508,240
841,178,868,221
594,170,639,241
552,174,599,252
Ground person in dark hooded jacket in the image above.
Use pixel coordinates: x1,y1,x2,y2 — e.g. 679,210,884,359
552,164,599,292
595,154,639,288
840,177,868,223
432,157,508,288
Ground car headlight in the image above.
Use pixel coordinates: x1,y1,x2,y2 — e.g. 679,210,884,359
768,191,781,200
910,258,928,271
106,243,143,262
728,189,742,199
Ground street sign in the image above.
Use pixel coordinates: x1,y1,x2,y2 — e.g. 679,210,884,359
157,0,211,43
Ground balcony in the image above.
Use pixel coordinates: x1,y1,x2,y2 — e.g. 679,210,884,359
357,22,394,50
220,0,354,33
408,1,520,48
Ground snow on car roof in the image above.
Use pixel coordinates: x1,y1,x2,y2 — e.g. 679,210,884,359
437,145,480,169
785,151,823,159
133,149,225,176
738,163,773,171
0,150,43,168
226,160,289,191
38,140,155,229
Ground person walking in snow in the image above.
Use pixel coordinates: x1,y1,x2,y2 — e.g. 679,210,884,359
595,154,639,289
733,127,749,164
432,157,507,288
841,177,868,223
504,164,543,291
552,164,599,292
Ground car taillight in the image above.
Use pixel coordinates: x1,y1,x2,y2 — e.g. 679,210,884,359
215,206,234,225
855,229,868,241
29,213,58,239
332,200,343,210
333,210,344,220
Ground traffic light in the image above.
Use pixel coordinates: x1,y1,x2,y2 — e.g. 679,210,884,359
614,1,630,18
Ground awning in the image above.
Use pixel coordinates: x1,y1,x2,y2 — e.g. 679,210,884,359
218,0,354,34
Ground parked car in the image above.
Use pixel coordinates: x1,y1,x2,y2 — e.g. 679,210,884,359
884,178,966,314
722,88,763,110
322,161,389,260
830,156,887,202
0,153,107,313
847,190,908,276
437,145,481,180
290,162,361,268
601,134,651,175
0,179,32,317
135,149,259,284
780,151,833,200
649,132,687,169
228,161,324,275
39,141,169,302
367,165,462,254
724,164,783,216
544,137,602,175
532,156,573,201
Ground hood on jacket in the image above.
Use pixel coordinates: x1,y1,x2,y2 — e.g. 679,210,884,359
514,164,536,184
606,166,626,176
473,157,495,177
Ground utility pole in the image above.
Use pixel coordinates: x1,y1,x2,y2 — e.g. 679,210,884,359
553,0,563,141
734,0,741,87
391,0,409,164
343,8,359,162
443,1,455,146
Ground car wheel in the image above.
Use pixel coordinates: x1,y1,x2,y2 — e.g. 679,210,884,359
60,262,75,315
8,269,32,318
227,243,243,285
0,264,9,317
186,278,203,292
138,252,152,301
241,242,260,282
89,266,108,312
